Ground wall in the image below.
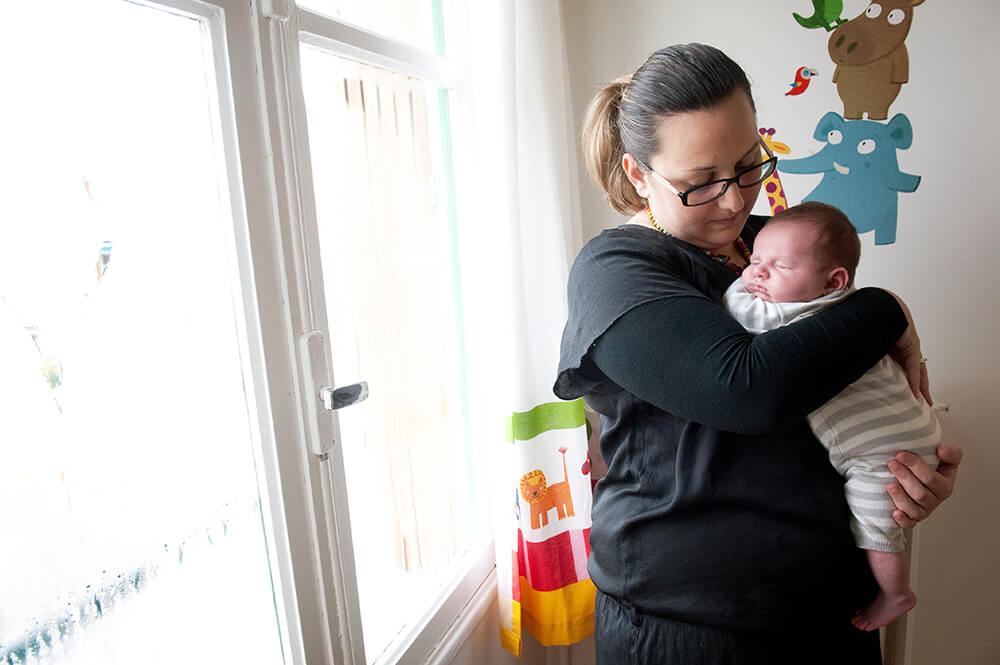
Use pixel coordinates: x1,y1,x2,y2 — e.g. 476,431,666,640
561,1,1000,664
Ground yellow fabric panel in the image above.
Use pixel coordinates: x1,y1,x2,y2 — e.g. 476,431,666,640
518,578,596,647
500,623,521,658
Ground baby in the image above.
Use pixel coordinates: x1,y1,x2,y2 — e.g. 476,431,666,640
724,201,941,631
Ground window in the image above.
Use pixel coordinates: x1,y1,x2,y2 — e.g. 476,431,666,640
291,4,492,663
0,1,291,663
1,1,493,664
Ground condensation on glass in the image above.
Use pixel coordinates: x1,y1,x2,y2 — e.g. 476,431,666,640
299,49,483,664
0,2,286,663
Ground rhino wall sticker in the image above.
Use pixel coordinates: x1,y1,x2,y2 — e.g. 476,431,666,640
777,112,920,246
829,0,926,120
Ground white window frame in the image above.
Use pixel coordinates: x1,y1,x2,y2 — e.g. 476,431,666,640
153,1,501,664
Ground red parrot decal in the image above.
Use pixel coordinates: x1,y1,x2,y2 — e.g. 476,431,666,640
785,66,819,96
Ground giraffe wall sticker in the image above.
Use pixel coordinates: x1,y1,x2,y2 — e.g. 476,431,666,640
759,128,791,216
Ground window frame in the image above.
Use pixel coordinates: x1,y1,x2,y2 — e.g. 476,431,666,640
209,1,498,664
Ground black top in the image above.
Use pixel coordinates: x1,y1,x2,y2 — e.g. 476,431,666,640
554,216,908,631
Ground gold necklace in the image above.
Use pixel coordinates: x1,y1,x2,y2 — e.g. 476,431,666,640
645,205,751,274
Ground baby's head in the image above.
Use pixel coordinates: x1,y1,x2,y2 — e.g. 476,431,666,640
742,202,860,303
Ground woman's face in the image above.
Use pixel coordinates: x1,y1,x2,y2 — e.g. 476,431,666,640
625,90,763,251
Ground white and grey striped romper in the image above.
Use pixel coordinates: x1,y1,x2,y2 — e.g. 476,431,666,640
724,284,941,552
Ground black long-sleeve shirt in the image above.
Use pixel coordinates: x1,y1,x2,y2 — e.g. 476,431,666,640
554,217,907,631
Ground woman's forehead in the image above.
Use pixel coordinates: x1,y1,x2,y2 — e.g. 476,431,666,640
649,94,759,171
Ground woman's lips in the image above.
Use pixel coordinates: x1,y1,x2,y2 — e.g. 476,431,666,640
711,215,738,225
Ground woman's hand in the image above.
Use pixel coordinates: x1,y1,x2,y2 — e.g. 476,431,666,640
888,444,963,528
885,291,932,405
886,292,931,404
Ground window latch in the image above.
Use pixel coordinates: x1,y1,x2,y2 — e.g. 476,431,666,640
320,382,369,411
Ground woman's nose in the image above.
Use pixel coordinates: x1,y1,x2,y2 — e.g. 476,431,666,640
719,182,745,211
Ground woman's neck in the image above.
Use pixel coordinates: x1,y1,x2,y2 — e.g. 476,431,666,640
631,208,747,266
714,241,748,266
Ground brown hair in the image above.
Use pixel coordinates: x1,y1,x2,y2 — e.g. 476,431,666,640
768,202,861,285
581,44,755,215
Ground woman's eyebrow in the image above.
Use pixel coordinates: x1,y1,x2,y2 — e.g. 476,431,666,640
740,142,761,160
680,143,764,173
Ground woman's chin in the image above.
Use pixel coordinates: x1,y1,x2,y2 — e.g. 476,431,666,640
705,222,744,247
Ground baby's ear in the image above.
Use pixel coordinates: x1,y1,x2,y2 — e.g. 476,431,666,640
825,267,850,294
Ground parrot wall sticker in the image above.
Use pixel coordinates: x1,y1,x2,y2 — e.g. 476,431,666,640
777,112,920,245
793,0,847,31
785,66,819,96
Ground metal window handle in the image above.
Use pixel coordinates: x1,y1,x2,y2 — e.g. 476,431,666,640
320,382,369,411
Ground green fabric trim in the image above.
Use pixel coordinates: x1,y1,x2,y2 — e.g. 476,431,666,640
506,399,585,443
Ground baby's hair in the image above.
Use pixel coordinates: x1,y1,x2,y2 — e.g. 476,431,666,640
767,202,861,285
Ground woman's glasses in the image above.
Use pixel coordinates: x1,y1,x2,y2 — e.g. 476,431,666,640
640,141,778,207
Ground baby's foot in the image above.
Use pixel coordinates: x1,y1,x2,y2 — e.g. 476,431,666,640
851,591,917,631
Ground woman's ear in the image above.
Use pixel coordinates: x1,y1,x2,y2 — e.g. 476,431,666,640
622,153,652,199
824,266,850,294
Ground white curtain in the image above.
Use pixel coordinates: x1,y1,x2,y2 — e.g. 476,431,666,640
451,0,592,658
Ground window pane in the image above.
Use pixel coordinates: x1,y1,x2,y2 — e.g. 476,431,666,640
299,48,484,664
296,0,439,54
0,2,286,664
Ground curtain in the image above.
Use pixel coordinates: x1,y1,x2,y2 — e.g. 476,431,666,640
455,0,593,658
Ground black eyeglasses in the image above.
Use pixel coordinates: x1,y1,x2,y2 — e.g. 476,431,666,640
640,140,778,207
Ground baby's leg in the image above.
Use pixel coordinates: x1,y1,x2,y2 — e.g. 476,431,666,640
851,550,917,631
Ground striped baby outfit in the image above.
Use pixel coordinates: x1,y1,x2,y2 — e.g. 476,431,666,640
724,283,941,552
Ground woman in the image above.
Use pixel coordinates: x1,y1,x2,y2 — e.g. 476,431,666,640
554,44,961,664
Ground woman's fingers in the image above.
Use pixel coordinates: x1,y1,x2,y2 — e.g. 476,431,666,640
888,485,921,529
887,445,963,527
887,454,937,523
934,444,963,496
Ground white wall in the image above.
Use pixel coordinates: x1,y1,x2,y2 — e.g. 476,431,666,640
561,1,1000,664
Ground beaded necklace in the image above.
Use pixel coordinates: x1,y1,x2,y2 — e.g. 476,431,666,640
645,205,751,275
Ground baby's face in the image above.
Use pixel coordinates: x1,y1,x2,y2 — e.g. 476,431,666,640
742,222,836,303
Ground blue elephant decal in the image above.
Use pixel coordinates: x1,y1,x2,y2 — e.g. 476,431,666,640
778,112,920,245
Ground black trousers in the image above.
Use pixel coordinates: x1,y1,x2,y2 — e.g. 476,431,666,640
595,590,882,665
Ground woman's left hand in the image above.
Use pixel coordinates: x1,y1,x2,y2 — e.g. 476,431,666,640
888,444,963,528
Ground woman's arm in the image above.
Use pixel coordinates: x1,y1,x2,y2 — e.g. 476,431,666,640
588,286,907,433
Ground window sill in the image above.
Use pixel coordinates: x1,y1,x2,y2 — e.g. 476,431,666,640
376,538,497,665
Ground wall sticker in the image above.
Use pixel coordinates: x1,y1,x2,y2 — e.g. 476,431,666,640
828,0,926,120
777,112,920,245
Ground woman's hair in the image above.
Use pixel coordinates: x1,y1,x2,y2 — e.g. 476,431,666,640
582,43,755,215
769,202,862,285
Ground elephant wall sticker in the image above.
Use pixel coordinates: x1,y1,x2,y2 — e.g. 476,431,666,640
777,112,920,246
